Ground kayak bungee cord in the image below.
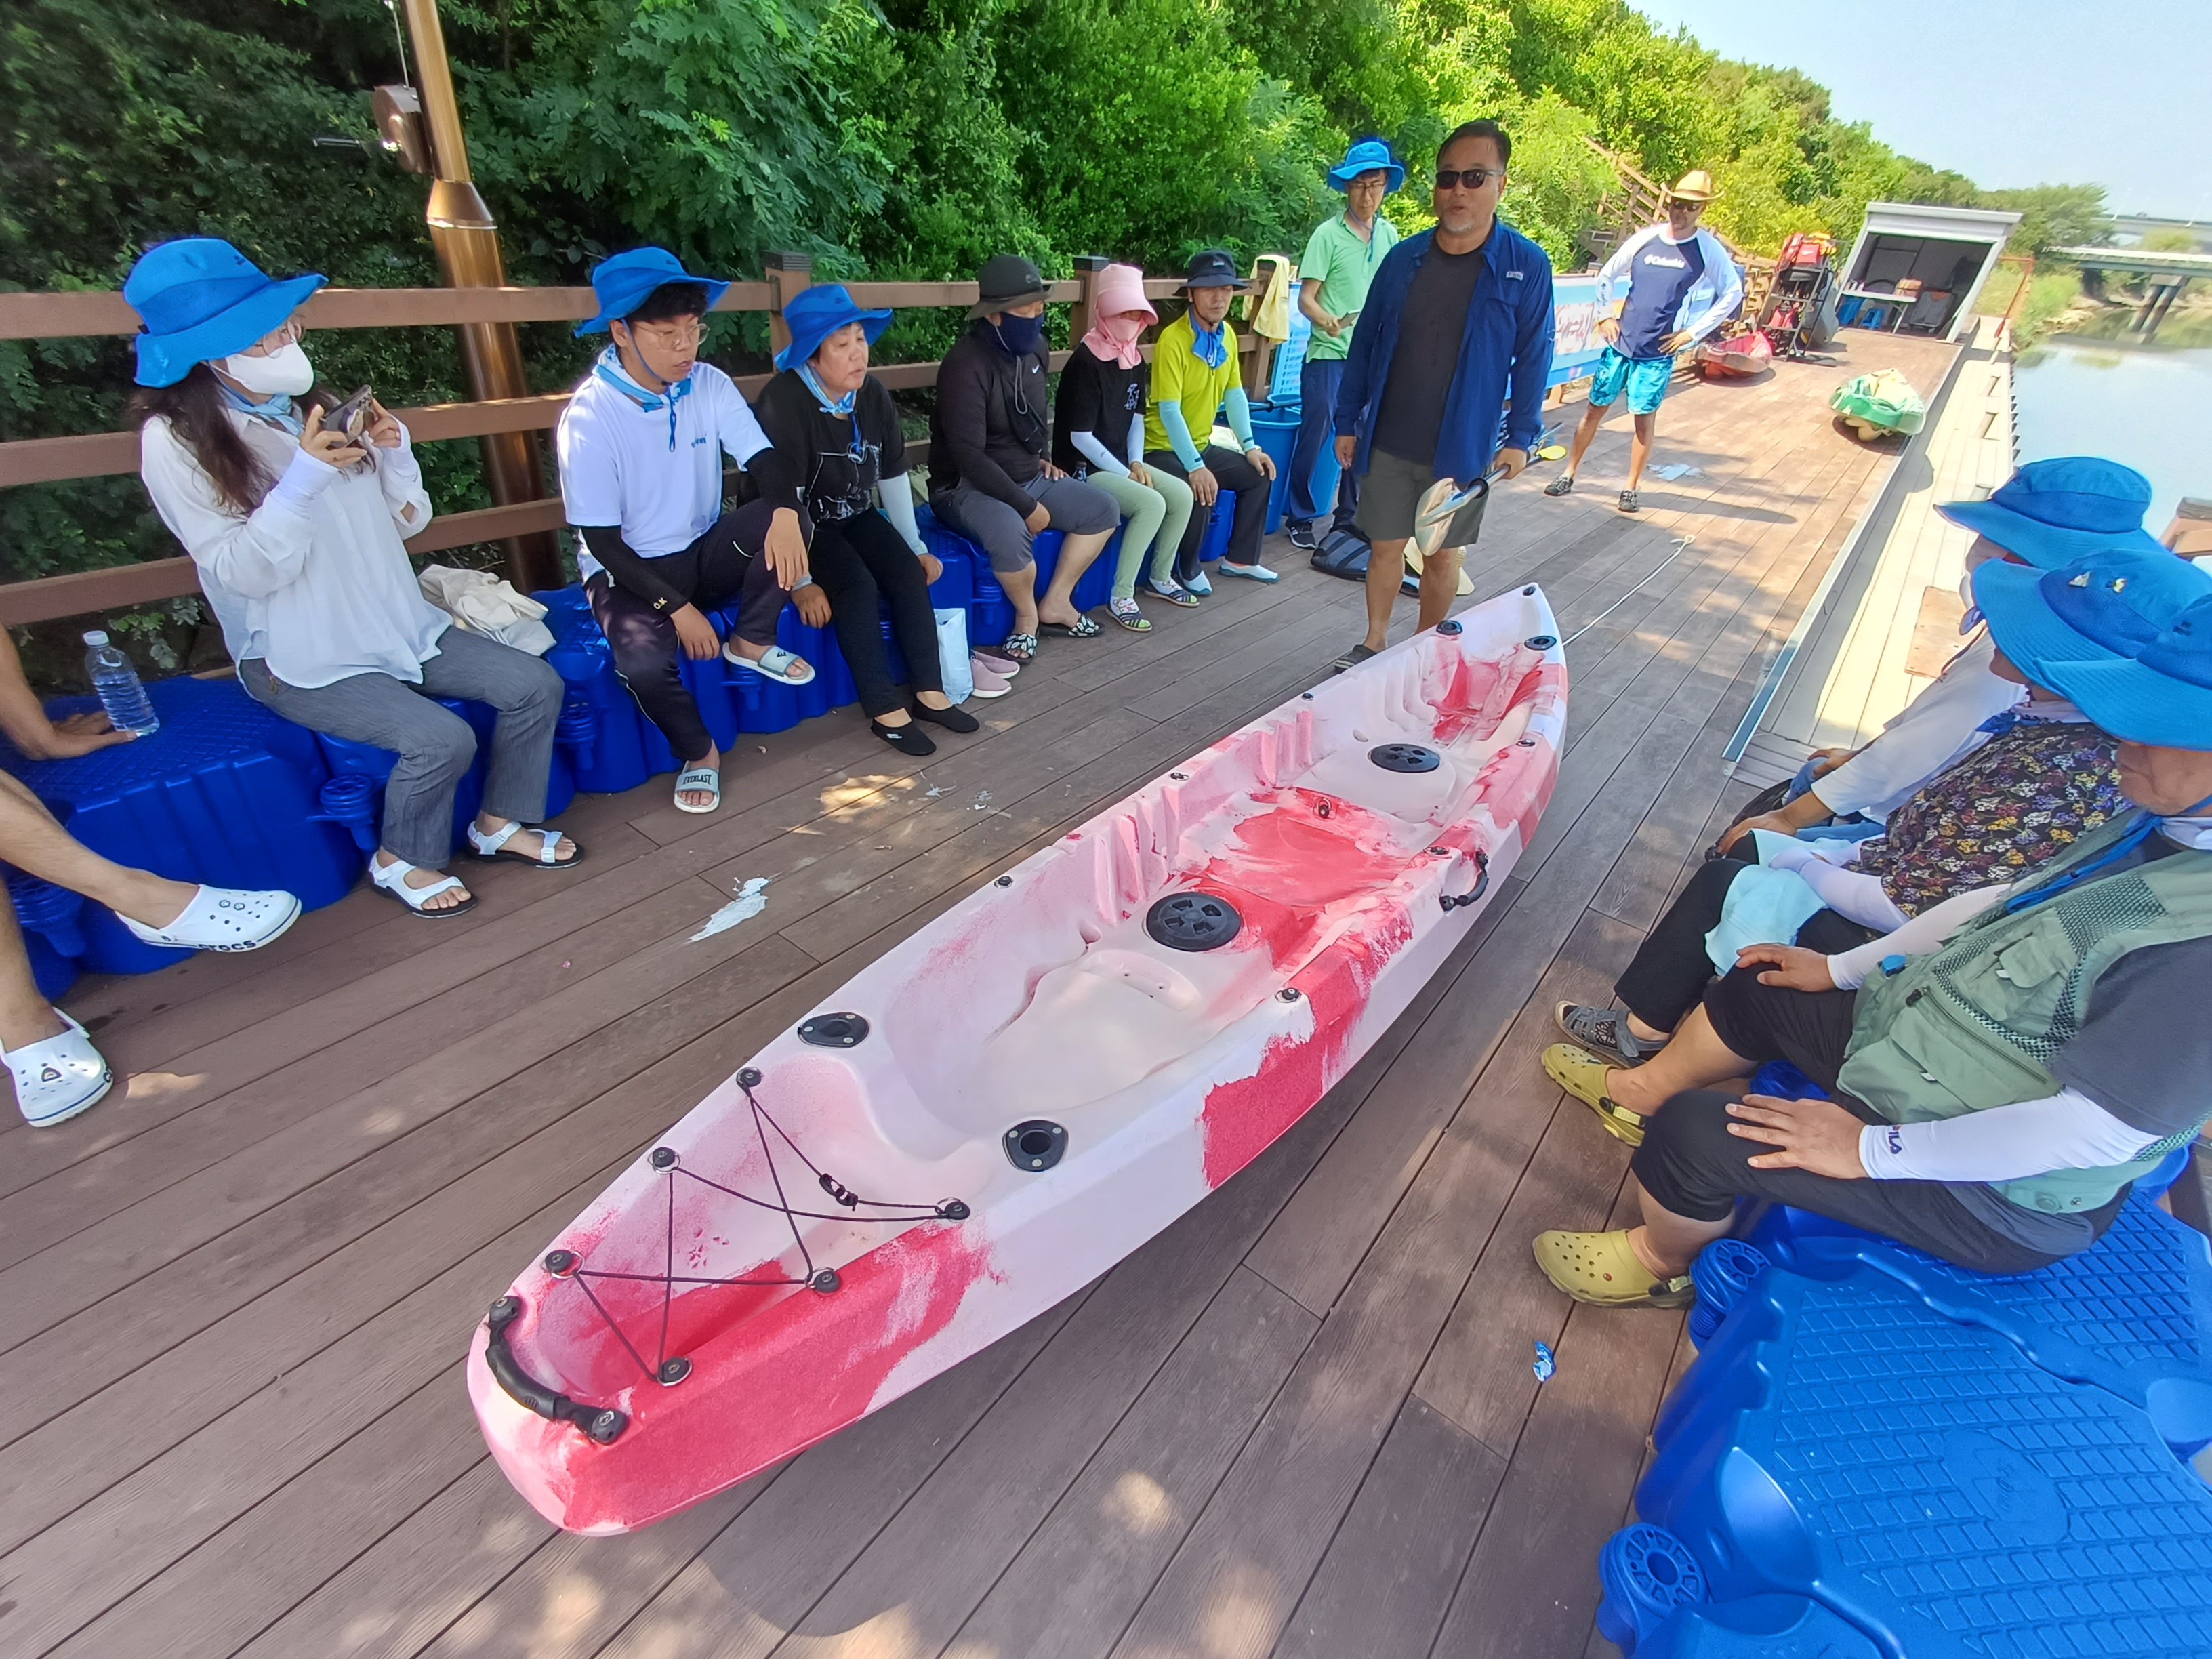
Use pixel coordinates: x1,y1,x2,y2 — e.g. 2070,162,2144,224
487,1069,968,1425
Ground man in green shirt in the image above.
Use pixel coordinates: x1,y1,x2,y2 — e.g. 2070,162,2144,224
1286,139,1404,552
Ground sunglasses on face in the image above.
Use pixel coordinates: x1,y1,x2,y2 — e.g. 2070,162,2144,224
1433,167,1502,192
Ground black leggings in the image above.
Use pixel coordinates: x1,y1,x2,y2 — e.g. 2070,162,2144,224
589,497,797,764
808,510,943,718
1145,445,1270,581
1614,857,1876,1031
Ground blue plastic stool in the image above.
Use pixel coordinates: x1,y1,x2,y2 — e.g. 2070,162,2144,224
537,586,653,794
1635,1259,2212,1659
7,676,359,919
1197,494,1235,566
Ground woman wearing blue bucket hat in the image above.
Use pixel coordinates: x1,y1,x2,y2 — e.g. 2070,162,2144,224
1719,456,2173,856
750,285,981,758
1531,545,2212,1299
129,237,579,919
1285,139,1403,551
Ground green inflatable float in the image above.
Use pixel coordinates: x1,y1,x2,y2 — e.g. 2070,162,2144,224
1830,369,1927,438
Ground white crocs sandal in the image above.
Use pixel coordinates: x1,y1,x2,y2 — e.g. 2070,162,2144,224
672,765,722,814
121,886,302,952
369,857,478,920
467,820,586,869
724,643,817,685
8,1012,112,1128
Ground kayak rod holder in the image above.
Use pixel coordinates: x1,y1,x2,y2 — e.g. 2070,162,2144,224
1006,1120,1068,1172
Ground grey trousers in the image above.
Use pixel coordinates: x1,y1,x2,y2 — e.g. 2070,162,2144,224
241,626,565,867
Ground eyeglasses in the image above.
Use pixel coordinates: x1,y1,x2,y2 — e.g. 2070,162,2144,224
630,320,706,346
1433,167,1502,192
241,318,303,357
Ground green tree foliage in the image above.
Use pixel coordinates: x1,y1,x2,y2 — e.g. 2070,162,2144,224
1982,184,2111,255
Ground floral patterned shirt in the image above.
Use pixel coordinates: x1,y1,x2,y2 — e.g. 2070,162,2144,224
1853,716,2123,916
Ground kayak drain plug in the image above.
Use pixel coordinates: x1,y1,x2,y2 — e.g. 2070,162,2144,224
1371,743,1441,774
799,1012,869,1048
1006,1120,1068,1172
1147,893,1243,952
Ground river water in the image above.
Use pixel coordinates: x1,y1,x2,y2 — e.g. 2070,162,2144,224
2011,336,2212,528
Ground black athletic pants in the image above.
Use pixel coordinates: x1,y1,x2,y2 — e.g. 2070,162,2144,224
808,508,943,718
1629,961,2112,1275
1145,445,1270,581
1614,857,1876,1032
588,497,797,765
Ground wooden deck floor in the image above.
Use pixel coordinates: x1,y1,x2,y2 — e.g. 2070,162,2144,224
1,327,1960,1659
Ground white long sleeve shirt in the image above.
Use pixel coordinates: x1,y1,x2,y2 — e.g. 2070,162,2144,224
1808,631,2024,820
140,410,451,689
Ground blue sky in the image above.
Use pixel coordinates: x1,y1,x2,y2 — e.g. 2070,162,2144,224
1632,0,2210,220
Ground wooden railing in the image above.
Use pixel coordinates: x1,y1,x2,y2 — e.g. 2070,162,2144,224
0,258,1274,627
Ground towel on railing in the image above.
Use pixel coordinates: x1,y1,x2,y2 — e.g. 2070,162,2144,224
418,565,556,655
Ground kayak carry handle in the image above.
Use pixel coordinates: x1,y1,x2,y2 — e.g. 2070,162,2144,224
483,1295,628,1445
1440,851,1491,913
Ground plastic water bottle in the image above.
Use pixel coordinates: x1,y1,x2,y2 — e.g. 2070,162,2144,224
81,631,159,737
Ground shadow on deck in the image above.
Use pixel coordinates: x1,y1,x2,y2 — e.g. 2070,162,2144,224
0,328,1961,1659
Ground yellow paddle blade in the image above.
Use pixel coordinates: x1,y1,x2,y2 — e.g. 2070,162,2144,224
1536,444,1568,461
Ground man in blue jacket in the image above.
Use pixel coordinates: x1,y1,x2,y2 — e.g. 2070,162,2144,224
1332,119,1555,670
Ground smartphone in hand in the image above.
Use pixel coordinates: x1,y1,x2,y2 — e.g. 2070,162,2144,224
326,385,375,440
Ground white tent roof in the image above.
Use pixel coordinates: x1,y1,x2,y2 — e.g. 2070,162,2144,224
1859,201,2022,247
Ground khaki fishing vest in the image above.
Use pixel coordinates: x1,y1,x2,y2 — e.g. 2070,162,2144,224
1837,813,2212,1215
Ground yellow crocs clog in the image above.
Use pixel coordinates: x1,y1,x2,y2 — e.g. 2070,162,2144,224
1533,1229,1696,1309
1541,1043,1647,1147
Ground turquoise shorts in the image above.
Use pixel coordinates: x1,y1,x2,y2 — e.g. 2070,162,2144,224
1588,346,1677,416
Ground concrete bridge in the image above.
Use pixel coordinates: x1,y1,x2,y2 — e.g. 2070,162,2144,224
2054,243,2210,336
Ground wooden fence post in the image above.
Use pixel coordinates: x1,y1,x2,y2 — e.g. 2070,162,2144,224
1071,255,1107,355
763,252,813,362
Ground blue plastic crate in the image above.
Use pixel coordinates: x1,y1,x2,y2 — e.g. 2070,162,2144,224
1637,1259,2212,1659
7,676,360,920
1746,1187,2212,1458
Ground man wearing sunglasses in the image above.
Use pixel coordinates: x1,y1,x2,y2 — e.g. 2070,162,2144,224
1331,119,1555,672
1545,171,1742,514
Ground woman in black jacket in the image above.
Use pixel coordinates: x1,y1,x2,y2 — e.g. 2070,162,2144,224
752,286,979,756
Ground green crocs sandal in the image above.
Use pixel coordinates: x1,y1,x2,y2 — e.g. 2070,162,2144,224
1533,1229,1696,1308
1540,1042,1647,1147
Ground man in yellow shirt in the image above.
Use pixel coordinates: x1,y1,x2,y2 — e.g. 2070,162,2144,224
1142,251,1279,596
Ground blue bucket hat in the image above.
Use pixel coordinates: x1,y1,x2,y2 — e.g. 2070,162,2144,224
774,284,893,373
2047,592,2212,750
1973,546,2212,687
1936,456,2164,568
1328,139,1405,194
576,247,731,336
123,238,326,388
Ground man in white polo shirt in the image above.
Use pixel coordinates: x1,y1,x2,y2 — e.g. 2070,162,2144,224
557,247,814,813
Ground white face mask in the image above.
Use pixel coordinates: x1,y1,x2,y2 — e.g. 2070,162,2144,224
221,340,314,397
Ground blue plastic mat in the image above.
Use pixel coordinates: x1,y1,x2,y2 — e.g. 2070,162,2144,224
1636,1258,2212,1659
1746,1189,2212,1458
3,676,361,975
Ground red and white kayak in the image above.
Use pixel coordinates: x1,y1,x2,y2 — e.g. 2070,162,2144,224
1696,329,1774,378
467,584,1568,1533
